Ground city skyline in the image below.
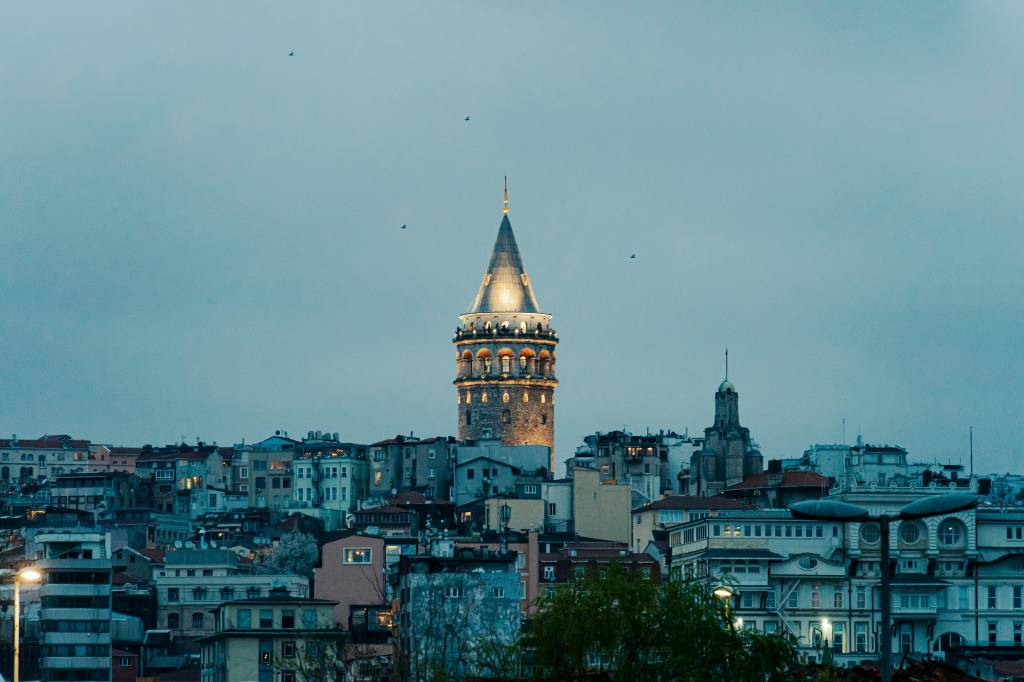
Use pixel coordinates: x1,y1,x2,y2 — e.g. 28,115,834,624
2,2,1020,473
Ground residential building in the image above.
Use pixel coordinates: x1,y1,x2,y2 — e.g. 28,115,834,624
35,530,114,682
539,540,659,593
572,467,631,544
49,472,146,514
630,495,749,554
136,444,227,516
0,434,93,481
155,549,308,640
393,541,521,680
291,435,368,531
453,196,558,467
570,429,694,502
199,587,342,682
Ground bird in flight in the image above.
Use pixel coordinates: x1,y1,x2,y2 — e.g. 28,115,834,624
289,51,295,56
401,224,407,229
630,254,636,259
464,116,470,121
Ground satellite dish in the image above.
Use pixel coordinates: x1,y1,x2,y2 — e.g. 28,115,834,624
391,488,398,496
199,528,206,534
185,541,195,549
174,540,183,549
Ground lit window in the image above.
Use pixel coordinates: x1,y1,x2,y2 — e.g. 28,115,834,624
502,393,509,403
541,394,546,404
465,391,471,404
344,548,373,564
523,392,529,403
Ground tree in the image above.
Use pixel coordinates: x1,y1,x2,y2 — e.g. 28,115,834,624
523,563,797,681
262,530,319,579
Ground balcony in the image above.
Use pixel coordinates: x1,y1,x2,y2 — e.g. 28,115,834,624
42,656,111,670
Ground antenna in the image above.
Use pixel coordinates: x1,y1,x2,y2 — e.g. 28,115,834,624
503,177,509,215
725,347,729,381
842,417,846,444
970,426,974,477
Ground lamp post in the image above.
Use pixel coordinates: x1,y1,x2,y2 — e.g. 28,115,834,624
789,494,977,682
13,567,42,682
713,585,734,625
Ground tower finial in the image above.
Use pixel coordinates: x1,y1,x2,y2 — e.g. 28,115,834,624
725,347,729,381
503,176,509,215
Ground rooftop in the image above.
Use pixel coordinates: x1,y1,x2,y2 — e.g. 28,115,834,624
468,214,541,315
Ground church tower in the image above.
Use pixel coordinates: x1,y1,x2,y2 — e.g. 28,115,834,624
690,359,764,496
454,183,557,468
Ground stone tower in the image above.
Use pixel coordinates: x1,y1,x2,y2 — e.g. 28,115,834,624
690,378,764,496
454,186,557,469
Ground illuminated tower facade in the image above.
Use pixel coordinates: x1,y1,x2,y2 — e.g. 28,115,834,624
454,184,557,467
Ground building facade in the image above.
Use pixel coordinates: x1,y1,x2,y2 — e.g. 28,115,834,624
453,192,558,468
689,379,764,496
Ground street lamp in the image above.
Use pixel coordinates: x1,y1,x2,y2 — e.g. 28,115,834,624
790,493,977,682
713,585,734,626
14,567,42,682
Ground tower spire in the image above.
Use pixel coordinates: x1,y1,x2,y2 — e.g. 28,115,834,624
725,347,729,381
503,176,509,215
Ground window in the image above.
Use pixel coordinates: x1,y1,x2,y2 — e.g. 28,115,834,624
302,609,317,629
501,409,511,424
282,673,295,682
168,613,180,629
119,657,131,667
988,622,998,645
834,589,844,609
345,548,373,564
247,587,261,599
523,484,538,494
282,641,295,658
282,609,295,628
833,622,844,653
899,523,920,544
856,587,867,609
811,586,821,609
939,520,962,546
260,609,274,628
855,622,867,653
1014,585,1023,609
787,590,798,609
193,588,207,601
860,523,880,544
988,586,997,609
237,609,252,628
192,612,204,629
220,587,235,601
467,469,475,480
543,565,555,581
548,502,557,516
959,585,970,610
492,587,505,598
1015,622,1023,647
167,588,179,602
445,585,463,598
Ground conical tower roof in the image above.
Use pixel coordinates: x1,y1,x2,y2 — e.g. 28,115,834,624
469,214,541,314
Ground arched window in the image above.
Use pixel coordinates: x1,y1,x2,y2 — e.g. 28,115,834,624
541,412,548,425
465,391,472,404
540,394,546,404
522,392,529,403
501,410,511,425
192,612,204,629
900,522,922,545
465,411,472,426
477,349,492,374
168,613,180,629
0,466,8,481
860,523,880,544
939,520,964,547
481,392,488,403
502,393,510,403
497,348,514,373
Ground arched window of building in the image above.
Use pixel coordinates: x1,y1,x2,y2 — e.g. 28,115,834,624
541,412,548,425
498,348,514,374
477,348,493,375
939,519,966,547
465,391,472,404
519,348,535,373
465,411,472,426
481,392,488,403
540,394,546,404
0,466,8,481
539,350,551,376
502,393,510,404
501,410,511,425
523,392,529,403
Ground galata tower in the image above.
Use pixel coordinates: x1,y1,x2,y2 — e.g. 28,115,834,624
453,182,558,469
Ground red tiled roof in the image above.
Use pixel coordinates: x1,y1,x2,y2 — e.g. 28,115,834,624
133,547,167,563
357,505,412,516
111,571,137,586
389,491,429,506
108,447,143,455
634,496,749,513
0,436,90,449
725,470,830,491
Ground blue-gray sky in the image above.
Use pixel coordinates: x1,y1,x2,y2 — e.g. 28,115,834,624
2,2,1021,474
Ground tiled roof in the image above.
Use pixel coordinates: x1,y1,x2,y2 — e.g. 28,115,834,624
0,436,90,449
634,496,749,513
724,470,830,491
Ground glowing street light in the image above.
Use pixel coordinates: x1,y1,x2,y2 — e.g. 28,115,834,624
790,493,978,682
14,567,42,682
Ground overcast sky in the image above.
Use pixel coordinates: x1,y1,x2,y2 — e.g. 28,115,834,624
2,2,1021,475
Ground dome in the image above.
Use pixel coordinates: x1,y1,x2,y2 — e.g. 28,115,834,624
718,379,736,393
